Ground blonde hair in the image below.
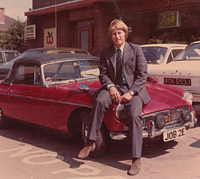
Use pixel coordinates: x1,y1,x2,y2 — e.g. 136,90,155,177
108,19,128,39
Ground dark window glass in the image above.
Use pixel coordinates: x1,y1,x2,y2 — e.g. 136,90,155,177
5,52,18,62
13,65,41,85
167,53,173,63
171,49,183,58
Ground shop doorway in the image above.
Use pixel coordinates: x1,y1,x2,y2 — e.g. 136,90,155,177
72,21,94,55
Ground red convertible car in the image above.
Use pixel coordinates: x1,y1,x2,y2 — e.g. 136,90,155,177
0,53,196,157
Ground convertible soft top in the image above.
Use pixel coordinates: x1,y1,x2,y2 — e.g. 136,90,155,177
2,53,99,84
14,53,99,66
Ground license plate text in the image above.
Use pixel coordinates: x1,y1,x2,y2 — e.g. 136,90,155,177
163,127,186,142
164,78,191,86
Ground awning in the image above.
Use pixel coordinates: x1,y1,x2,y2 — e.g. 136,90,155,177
25,0,103,16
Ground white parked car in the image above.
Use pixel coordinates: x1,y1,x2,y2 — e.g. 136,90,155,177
141,44,187,65
148,41,200,105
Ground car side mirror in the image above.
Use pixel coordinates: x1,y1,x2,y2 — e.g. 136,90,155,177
79,84,89,91
147,76,159,83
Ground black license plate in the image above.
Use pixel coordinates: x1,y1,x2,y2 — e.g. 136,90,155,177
163,127,186,142
164,78,191,86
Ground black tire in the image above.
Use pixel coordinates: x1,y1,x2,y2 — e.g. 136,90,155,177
0,109,7,129
81,109,107,158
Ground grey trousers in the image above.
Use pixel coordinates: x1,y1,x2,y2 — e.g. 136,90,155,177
88,87,143,158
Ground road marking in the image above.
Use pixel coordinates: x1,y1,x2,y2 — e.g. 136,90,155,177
52,164,101,176
0,145,63,165
67,176,126,179
0,145,45,157
22,153,61,165
118,160,131,165
0,144,126,178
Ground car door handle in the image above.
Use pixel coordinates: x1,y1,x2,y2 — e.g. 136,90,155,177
8,88,14,93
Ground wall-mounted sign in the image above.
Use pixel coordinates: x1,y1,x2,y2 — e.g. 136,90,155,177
159,11,180,28
44,28,56,48
25,25,36,40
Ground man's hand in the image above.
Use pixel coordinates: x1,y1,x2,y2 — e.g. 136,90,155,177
109,86,121,103
121,92,133,102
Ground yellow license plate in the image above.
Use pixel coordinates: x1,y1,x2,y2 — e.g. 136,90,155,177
163,127,186,142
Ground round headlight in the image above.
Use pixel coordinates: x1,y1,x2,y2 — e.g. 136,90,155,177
115,103,127,121
155,115,166,129
182,110,191,121
183,91,193,105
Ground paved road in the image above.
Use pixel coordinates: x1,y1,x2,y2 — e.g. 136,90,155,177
0,121,200,179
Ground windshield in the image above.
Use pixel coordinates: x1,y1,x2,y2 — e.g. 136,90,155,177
43,59,99,84
175,43,200,60
142,47,167,64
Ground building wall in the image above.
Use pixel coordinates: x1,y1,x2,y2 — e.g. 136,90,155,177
32,0,200,10
69,6,93,21
93,2,113,55
26,16,37,49
57,11,71,47
115,0,200,15
27,0,200,55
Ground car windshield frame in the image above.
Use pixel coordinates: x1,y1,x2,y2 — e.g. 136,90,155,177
142,46,168,64
41,59,99,86
175,43,200,61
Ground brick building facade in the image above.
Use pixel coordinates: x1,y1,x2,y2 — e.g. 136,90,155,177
25,0,200,56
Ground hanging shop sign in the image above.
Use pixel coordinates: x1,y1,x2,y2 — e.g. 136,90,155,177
25,25,36,40
159,11,180,28
44,28,56,48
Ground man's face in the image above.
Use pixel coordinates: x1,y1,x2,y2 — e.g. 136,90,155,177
111,28,126,48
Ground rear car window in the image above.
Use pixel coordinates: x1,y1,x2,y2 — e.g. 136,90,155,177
5,52,19,62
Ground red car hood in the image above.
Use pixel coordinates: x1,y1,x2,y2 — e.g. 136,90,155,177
58,80,188,115
144,82,188,115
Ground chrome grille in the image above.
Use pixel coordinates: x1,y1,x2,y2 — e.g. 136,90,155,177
167,106,190,126
142,106,191,129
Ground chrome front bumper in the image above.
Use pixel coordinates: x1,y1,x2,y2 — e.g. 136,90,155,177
110,112,197,141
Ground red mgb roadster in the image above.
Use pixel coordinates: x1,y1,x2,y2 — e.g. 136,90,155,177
0,53,196,157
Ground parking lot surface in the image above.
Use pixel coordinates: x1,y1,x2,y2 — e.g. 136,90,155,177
0,121,200,179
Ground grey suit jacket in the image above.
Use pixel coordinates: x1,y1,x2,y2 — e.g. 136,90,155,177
99,42,150,105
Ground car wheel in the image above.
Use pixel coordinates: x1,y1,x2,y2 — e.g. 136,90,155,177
0,109,7,129
81,109,107,158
